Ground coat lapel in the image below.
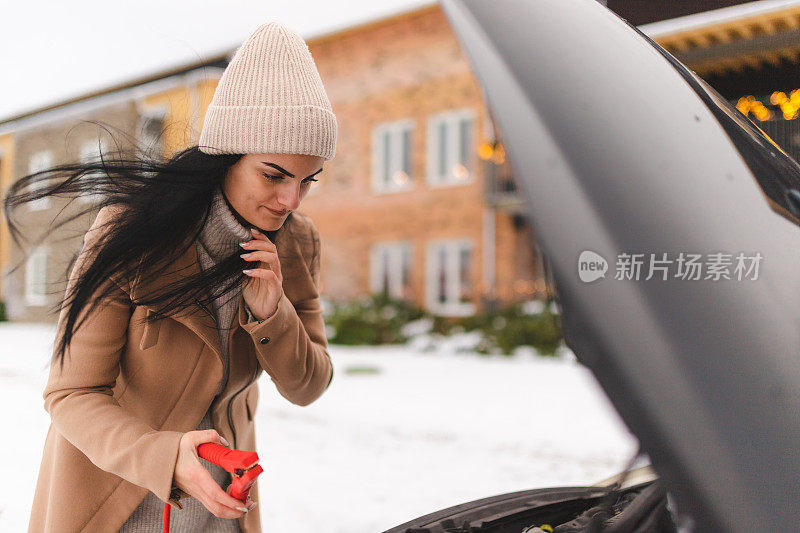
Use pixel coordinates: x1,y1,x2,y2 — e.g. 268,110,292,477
128,240,227,362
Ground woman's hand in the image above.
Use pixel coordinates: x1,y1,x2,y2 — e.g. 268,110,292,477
173,429,256,518
240,227,284,320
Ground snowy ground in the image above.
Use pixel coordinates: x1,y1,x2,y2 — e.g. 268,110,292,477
0,322,638,532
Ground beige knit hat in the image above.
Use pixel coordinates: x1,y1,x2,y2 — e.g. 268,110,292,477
198,21,337,160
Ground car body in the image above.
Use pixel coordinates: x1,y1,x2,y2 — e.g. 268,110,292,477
385,0,800,531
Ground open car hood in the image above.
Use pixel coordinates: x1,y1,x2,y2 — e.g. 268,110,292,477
440,0,800,530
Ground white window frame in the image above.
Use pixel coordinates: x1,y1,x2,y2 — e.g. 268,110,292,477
370,241,413,299
426,108,477,187
25,244,49,306
137,105,168,157
78,138,107,204
28,150,53,211
371,119,414,194
425,238,476,316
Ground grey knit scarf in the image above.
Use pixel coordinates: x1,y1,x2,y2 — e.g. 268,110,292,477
195,187,255,397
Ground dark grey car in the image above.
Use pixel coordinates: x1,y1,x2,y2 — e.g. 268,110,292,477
385,0,800,531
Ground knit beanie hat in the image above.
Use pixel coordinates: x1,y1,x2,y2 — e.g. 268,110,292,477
198,21,337,160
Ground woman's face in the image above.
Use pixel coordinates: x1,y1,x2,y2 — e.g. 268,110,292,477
222,152,324,231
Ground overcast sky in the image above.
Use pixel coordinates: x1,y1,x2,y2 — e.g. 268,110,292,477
1,0,435,123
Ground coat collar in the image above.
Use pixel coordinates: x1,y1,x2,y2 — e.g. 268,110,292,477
127,215,299,363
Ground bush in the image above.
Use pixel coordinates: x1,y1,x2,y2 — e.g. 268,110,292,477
0,300,6,322
324,293,562,357
325,292,427,345
433,299,562,357
490,304,562,356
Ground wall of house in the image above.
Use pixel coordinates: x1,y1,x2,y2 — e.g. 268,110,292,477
0,69,223,322
4,102,138,321
298,5,543,312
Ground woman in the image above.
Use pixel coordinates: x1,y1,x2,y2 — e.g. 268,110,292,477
6,21,336,532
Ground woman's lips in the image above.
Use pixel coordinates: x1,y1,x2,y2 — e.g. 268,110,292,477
266,207,287,216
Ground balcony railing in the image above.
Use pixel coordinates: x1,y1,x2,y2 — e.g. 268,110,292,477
482,151,526,212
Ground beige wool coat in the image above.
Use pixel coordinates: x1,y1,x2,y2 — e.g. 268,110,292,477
28,205,333,532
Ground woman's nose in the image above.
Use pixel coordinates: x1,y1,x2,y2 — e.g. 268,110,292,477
276,182,302,211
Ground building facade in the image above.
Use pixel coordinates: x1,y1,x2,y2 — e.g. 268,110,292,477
299,4,548,315
3,1,798,322
0,67,225,321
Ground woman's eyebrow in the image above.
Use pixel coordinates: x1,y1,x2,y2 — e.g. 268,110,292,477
262,162,323,178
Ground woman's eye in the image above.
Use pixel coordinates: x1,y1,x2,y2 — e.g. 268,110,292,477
263,173,318,184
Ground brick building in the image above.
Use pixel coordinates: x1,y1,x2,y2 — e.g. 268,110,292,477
298,4,544,315
0,67,226,321
2,1,798,322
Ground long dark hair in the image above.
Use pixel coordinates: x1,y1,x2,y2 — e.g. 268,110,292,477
3,123,282,371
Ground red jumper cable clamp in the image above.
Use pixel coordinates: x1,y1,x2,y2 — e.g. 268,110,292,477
162,442,264,533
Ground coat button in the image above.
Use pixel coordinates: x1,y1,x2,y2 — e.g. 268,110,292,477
259,337,270,345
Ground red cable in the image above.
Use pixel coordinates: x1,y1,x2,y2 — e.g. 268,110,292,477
163,502,171,533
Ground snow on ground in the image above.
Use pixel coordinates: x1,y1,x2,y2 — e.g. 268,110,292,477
0,322,637,532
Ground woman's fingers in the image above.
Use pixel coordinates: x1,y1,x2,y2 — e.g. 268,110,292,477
195,468,247,518
207,479,250,514
174,430,247,518
241,249,278,259
244,492,257,511
240,241,277,254
241,228,282,281
242,229,277,252
243,266,280,282
193,466,247,517
240,250,282,280
188,429,229,449
177,457,245,519
249,227,274,244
